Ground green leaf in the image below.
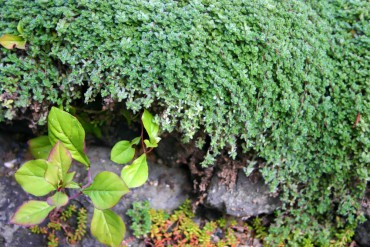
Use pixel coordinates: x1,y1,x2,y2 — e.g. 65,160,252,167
64,171,75,183
63,172,80,188
91,208,125,247
83,171,129,209
28,136,52,159
144,139,158,148
131,137,141,145
142,110,160,148
121,154,148,188
48,107,90,166
47,192,69,207
0,34,26,50
48,141,72,180
44,163,60,189
10,200,55,226
17,21,24,35
110,140,136,164
65,181,81,189
15,160,55,196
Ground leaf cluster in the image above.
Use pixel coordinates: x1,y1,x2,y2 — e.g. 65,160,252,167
11,107,160,247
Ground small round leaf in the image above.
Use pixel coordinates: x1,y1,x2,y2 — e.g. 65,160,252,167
121,154,148,188
110,140,135,164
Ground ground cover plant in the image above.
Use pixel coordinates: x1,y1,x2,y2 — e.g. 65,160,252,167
11,107,160,246
127,200,249,246
126,200,356,247
1,0,369,245
29,204,87,247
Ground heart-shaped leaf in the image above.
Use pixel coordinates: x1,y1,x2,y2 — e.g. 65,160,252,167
121,154,148,188
48,141,72,180
48,107,90,166
110,140,135,164
142,110,160,148
28,136,52,159
0,34,26,50
10,200,55,226
47,192,69,207
91,208,125,247
83,171,129,209
15,160,55,196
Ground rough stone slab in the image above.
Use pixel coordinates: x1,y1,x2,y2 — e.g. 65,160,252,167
79,146,192,213
355,220,370,247
355,190,370,247
206,170,280,217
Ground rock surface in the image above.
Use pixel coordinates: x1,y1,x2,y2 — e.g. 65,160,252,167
355,220,370,247
78,146,192,213
354,189,370,247
205,170,280,217
0,132,192,247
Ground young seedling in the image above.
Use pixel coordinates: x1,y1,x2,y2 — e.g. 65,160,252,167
11,107,161,247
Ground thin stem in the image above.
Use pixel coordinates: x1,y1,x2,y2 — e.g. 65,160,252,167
69,169,92,201
69,192,82,201
87,169,92,185
71,106,108,114
141,118,147,153
82,169,92,189
60,222,71,236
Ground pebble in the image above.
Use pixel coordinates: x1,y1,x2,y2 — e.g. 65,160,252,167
4,159,17,169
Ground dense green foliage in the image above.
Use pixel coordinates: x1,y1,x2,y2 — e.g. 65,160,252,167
1,0,369,245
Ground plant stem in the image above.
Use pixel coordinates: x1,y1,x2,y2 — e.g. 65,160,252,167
141,117,147,153
70,169,92,201
69,192,82,201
